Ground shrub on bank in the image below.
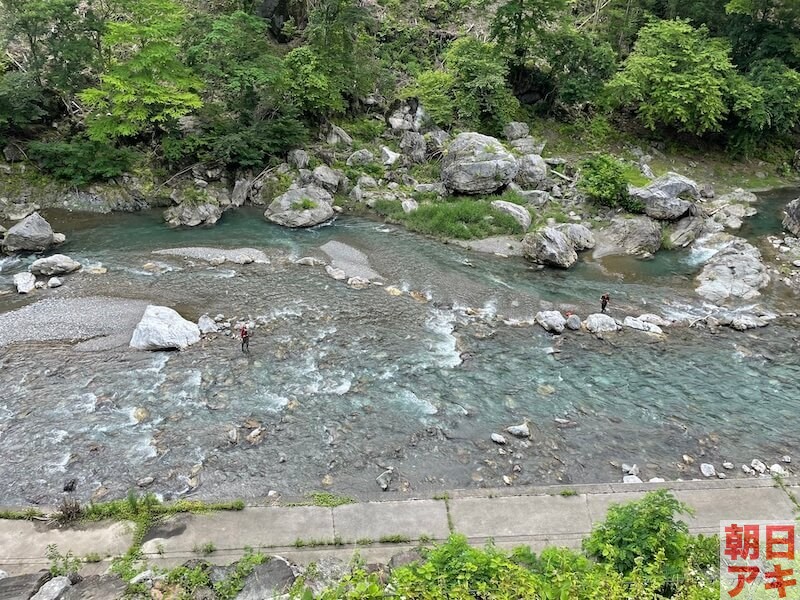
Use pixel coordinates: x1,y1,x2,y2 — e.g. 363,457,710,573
578,154,644,213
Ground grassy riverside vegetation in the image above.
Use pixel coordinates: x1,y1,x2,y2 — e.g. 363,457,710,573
284,490,721,599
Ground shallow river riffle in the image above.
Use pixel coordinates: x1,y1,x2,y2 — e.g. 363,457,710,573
0,203,799,505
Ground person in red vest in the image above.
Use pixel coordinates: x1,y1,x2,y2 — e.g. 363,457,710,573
240,324,250,353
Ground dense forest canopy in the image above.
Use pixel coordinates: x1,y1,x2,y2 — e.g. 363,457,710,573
0,0,799,184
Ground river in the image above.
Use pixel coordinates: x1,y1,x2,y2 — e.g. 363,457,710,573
0,190,798,505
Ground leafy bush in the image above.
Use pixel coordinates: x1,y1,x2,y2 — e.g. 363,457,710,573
0,72,49,139
405,70,456,128
392,534,539,598
578,154,643,213
29,139,135,186
583,489,691,578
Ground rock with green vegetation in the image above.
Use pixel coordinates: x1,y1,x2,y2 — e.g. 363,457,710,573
782,198,800,236
346,149,375,166
29,254,82,277
556,223,595,251
522,227,578,268
509,137,546,155
3,212,56,253
514,154,549,189
265,186,334,228
695,238,770,303
629,172,699,203
490,200,531,231
441,133,518,195
595,216,662,257
424,130,450,157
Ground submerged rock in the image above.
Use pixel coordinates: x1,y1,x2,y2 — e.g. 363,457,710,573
522,227,577,268
264,186,334,228
3,212,57,252
29,254,82,276
130,305,201,350
441,133,518,195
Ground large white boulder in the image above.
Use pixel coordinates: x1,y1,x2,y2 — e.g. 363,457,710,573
584,313,620,334
13,272,36,294
29,254,82,276
695,239,770,303
441,133,518,195
556,223,595,251
130,305,201,350
522,227,578,268
535,310,567,334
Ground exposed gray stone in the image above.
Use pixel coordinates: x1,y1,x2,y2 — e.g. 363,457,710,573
326,125,353,147
491,433,507,445
425,130,450,156
264,186,334,228
509,137,545,155
490,200,531,231
47,277,63,288
556,223,595,251
522,227,577,268
164,203,222,228
346,149,375,167
783,198,800,236
3,212,55,252
287,149,310,170
130,305,201,351
441,133,518,195
402,198,419,214
0,571,52,600
695,238,770,303
669,216,705,248
514,154,548,189
29,254,82,276
595,216,662,257
31,576,71,600
535,310,566,334
381,146,400,166
236,558,296,600
584,313,620,334
414,182,445,196
623,316,663,335
312,166,342,193
400,131,427,164
14,272,36,293
503,121,530,141
565,314,582,330
198,314,219,334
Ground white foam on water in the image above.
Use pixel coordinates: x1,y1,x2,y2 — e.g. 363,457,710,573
129,436,157,461
50,429,69,443
397,388,438,415
321,376,352,396
210,268,237,279
72,392,97,413
252,390,289,412
46,451,72,474
173,370,203,406
0,255,21,273
0,405,13,421
424,310,463,368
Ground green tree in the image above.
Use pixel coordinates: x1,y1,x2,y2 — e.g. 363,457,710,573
0,71,49,139
583,489,692,578
490,0,567,61
608,19,736,135
79,0,203,140
443,37,519,134
403,70,455,128
1,0,105,103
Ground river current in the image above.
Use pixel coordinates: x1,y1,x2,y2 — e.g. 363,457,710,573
0,190,798,505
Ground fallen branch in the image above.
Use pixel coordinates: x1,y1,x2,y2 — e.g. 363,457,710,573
550,169,573,182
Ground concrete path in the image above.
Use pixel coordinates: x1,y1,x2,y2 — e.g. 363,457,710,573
1,478,797,576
